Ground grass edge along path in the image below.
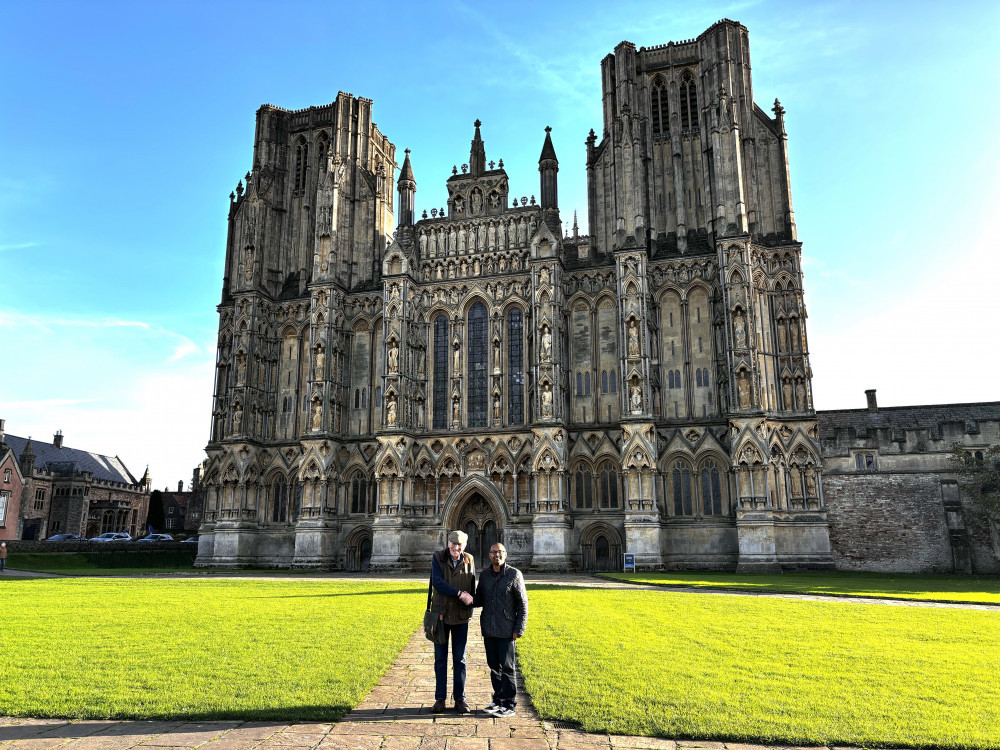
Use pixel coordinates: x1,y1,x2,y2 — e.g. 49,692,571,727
518,586,1000,749
599,570,1000,604
0,578,426,722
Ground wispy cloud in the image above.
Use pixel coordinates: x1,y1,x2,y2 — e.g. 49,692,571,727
0,241,39,252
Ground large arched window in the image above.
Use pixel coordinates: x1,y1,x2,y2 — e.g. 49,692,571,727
467,302,488,427
700,460,724,515
433,315,449,429
271,477,289,523
651,78,668,138
599,462,619,508
294,138,308,191
672,460,694,515
351,473,370,514
680,72,698,131
574,466,594,509
508,308,524,424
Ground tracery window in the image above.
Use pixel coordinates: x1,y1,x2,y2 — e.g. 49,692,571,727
599,462,619,508
271,477,289,523
574,467,594,509
433,315,449,429
508,308,524,424
585,372,591,395
602,371,608,393
467,302,488,427
351,474,370,514
680,72,699,131
294,139,308,191
672,461,694,515
651,79,668,138
700,460,724,515
610,371,617,393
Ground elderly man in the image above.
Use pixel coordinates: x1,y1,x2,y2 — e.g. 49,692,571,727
430,530,476,713
475,542,528,718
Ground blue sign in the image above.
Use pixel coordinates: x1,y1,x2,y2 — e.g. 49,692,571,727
623,553,635,572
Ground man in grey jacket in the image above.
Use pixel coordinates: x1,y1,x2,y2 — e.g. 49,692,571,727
474,542,528,718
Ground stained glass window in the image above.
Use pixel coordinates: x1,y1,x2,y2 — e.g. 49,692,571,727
508,308,524,424
433,315,448,429
701,461,723,515
468,302,488,427
673,461,693,515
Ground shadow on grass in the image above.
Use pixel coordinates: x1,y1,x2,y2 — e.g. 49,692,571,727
253,589,425,599
0,705,357,726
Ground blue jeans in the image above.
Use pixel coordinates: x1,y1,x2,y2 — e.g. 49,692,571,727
433,621,468,701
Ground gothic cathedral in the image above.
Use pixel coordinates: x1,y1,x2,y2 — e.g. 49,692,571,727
197,19,832,572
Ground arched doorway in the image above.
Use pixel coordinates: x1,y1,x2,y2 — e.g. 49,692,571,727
346,526,373,572
581,524,623,572
456,492,500,566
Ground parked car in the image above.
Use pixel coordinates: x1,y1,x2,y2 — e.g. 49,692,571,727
45,534,88,542
137,533,173,542
181,535,199,544
89,532,132,542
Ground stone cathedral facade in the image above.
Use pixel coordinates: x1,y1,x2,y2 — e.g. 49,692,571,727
196,19,834,572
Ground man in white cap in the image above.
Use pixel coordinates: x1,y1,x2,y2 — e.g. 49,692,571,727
429,529,476,713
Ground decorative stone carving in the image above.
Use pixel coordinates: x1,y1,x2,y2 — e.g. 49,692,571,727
627,320,640,356
630,383,642,413
737,371,751,408
232,402,243,433
782,378,793,410
733,309,747,348
388,342,399,373
386,395,397,426
540,324,552,361
541,384,553,417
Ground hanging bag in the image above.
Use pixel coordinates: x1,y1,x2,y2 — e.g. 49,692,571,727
423,576,448,645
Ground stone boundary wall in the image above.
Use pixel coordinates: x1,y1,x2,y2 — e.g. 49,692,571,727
3,541,196,554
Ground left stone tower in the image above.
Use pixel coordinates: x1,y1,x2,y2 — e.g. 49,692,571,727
199,93,396,568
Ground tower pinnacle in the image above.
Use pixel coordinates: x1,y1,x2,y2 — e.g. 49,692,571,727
470,120,486,178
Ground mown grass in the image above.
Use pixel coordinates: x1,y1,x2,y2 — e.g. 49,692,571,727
0,579,425,721
518,587,1000,748
10,552,197,576
600,571,1000,604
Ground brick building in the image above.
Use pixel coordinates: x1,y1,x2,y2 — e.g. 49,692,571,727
1,424,151,540
0,422,25,541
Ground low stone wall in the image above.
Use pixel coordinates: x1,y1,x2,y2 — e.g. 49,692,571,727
4,540,195,553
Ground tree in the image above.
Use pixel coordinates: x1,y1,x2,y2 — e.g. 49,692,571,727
146,489,165,532
951,444,1000,557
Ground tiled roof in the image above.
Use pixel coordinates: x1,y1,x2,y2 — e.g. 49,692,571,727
817,402,1000,440
5,434,138,485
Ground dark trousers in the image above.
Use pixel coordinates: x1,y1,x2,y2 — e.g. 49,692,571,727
434,622,469,701
483,636,517,708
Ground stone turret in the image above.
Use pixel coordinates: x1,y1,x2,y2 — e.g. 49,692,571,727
538,126,560,234
19,438,35,476
397,149,416,227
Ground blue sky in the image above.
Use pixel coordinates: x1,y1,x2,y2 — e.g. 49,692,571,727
2,0,998,489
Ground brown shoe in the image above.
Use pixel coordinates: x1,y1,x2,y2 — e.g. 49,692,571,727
431,700,446,713
454,699,469,714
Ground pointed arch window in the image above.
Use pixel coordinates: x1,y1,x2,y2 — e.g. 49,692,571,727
271,477,289,523
599,462,619,508
575,467,594,509
433,315,449,429
672,461,694,515
602,371,609,394
351,474,370,514
294,139,309,191
467,302,488,427
680,73,699,131
508,307,524,424
701,460,724,515
651,79,669,138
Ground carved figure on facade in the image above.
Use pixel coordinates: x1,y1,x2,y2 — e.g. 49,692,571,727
493,393,501,424
232,401,243,433
733,309,747,348
540,323,552,361
314,345,325,379
453,339,461,372
387,341,399,373
737,371,751,408
630,383,642,413
541,383,553,417
470,188,484,216
777,322,787,352
386,395,397,427
539,267,550,287
790,319,801,351
236,351,247,384
311,399,322,431
782,378,793,410
454,196,465,214
796,379,807,410
627,319,640,356
243,247,254,285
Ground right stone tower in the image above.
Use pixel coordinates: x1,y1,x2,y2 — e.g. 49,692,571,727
585,19,830,571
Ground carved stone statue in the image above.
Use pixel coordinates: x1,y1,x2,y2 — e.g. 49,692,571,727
541,384,553,417
454,195,465,214
419,233,428,255
493,393,501,422
796,379,807,410
540,267,550,286
232,402,243,433
453,341,461,372
630,384,642,413
452,397,460,423
782,379,793,410
311,400,322,431
243,246,254,285
493,340,501,371
628,320,640,356
236,352,247,383
386,396,397,427
737,371,751,408
777,323,787,352
314,346,324,379
790,319,800,351
805,471,817,497
471,189,483,215
388,342,399,373
540,324,552,361
733,309,747,348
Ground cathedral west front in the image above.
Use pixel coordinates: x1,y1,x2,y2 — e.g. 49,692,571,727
195,19,835,572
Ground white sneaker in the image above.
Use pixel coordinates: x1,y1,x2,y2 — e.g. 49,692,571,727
494,706,516,718
482,702,501,715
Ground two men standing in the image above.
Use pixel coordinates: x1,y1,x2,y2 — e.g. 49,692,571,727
430,532,528,717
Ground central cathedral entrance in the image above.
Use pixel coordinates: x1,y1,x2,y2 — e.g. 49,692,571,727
456,492,500,565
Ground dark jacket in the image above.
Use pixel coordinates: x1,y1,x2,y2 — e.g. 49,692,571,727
474,562,528,639
431,549,475,625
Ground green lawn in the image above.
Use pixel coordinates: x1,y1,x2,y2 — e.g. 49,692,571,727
600,571,1000,604
9,552,198,576
0,578,425,721
518,587,1000,748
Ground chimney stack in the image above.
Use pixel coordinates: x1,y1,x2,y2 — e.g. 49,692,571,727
865,389,878,413
53,430,64,449
0,418,5,444
178,480,184,492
